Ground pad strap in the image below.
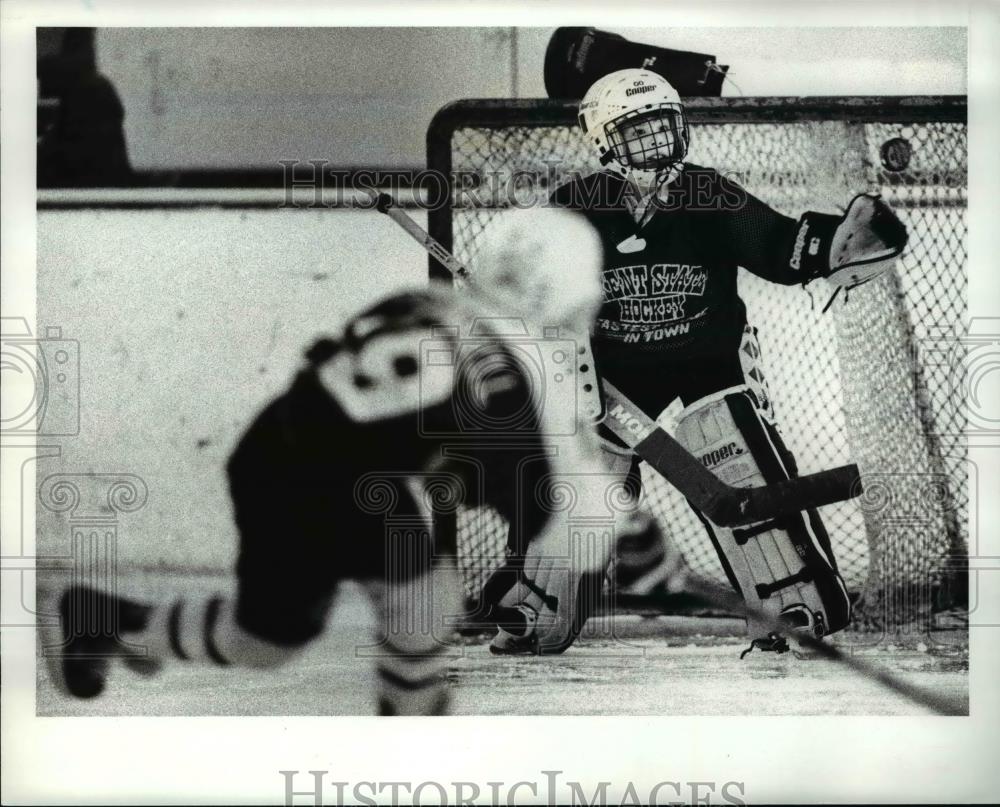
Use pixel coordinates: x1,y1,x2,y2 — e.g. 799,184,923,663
732,518,785,545
755,569,814,600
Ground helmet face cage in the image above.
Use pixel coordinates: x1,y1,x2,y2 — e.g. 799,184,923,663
604,103,689,173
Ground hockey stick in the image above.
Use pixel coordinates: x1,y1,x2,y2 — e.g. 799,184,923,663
600,379,862,525
364,189,862,527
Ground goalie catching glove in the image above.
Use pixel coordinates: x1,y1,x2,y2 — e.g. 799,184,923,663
789,193,908,293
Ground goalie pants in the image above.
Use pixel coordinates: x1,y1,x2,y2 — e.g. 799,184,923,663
594,323,776,511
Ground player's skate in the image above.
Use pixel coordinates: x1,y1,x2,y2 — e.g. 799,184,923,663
47,585,160,698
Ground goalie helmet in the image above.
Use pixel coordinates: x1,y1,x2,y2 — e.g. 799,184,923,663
472,207,604,333
578,68,690,189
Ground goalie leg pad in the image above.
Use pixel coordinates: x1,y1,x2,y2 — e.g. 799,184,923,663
487,463,619,655
489,527,611,654
675,388,851,638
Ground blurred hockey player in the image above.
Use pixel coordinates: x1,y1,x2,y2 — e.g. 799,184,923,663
463,208,629,655
550,69,908,652
51,208,620,712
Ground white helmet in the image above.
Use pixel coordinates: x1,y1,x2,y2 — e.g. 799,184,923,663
472,207,604,333
578,68,689,188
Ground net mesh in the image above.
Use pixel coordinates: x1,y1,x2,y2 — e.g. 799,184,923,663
429,99,967,629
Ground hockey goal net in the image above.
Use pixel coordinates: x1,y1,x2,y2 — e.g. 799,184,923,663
426,96,967,629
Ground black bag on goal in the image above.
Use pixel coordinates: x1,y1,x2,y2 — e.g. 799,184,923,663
543,27,728,99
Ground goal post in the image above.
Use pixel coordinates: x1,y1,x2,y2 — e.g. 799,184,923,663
426,95,968,630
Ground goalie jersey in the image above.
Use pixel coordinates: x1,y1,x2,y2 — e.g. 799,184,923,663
550,166,804,362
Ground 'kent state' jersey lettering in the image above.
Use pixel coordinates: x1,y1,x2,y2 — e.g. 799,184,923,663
602,263,707,302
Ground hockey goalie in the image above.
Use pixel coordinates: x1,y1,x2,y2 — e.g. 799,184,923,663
510,68,907,655
50,208,626,714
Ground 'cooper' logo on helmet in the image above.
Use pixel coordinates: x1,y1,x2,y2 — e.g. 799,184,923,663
625,84,656,97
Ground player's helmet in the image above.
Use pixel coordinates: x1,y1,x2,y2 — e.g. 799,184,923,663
578,68,689,187
473,207,604,334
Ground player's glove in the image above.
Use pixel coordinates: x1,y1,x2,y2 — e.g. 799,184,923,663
789,193,908,295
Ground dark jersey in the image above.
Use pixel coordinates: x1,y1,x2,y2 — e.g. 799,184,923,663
226,289,557,643
550,166,802,364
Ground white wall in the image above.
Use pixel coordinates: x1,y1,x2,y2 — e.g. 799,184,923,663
96,27,967,172
98,28,518,171
36,207,428,570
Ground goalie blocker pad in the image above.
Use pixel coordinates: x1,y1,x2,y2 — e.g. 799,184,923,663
674,388,852,639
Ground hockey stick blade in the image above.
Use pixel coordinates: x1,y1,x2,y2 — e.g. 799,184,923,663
366,189,862,526
601,379,861,526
